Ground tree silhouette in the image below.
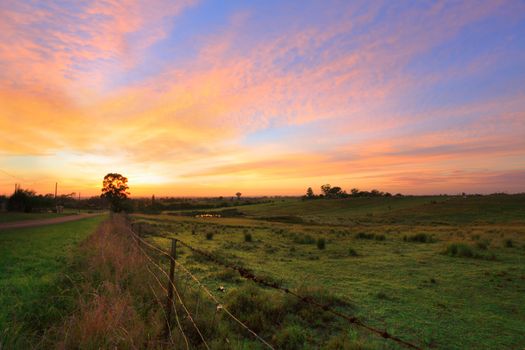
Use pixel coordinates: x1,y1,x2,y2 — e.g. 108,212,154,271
306,187,315,198
101,173,130,212
320,184,331,196
235,192,242,200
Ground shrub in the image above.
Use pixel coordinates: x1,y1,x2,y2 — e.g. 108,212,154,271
505,239,514,248
376,291,390,300
444,243,476,258
476,240,489,250
293,234,316,244
244,232,253,242
206,232,214,240
355,232,375,240
215,269,241,283
273,324,307,350
325,331,374,350
348,247,358,256
317,238,326,250
374,234,386,241
403,233,434,243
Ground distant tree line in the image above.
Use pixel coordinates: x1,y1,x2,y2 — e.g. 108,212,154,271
0,187,109,213
132,196,271,214
304,184,400,199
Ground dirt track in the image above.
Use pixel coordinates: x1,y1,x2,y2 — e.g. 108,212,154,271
0,213,103,230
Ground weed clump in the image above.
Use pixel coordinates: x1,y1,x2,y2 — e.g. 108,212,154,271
355,232,374,240
244,232,253,242
348,247,358,256
215,269,241,283
476,240,490,250
206,232,214,240
355,232,385,241
317,238,326,250
505,239,514,248
444,243,473,257
403,233,434,243
293,234,316,244
443,243,486,259
273,324,307,349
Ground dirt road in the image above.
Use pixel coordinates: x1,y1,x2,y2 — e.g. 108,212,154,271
0,213,103,230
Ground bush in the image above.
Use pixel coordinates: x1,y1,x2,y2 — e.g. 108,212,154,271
273,324,307,350
355,232,385,241
215,269,241,283
325,331,374,350
206,232,214,240
317,238,326,250
355,232,375,240
403,233,434,243
477,240,489,250
505,239,514,248
244,232,253,242
293,234,316,244
444,243,476,258
374,234,386,241
348,248,358,256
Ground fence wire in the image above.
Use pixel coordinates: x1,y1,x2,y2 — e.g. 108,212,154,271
176,235,421,349
128,227,274,349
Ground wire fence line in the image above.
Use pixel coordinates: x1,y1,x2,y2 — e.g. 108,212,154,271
127,226,275,349
129,232,189,348
129,232,197,349
127,224,422,350
171,236,422,350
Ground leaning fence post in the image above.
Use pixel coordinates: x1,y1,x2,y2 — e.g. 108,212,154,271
164,239,177,338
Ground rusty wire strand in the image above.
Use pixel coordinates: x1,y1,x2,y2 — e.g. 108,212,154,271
172,236,422,350
128,227,275,349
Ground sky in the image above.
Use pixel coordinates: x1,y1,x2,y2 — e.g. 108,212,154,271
0,0,524,197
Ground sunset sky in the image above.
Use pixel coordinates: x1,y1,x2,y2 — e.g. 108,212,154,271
1,1,524,197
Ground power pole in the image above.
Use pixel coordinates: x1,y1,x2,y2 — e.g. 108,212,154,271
54,182,58,199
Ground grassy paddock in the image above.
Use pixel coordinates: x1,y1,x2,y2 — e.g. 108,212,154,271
132,195,525,349
0,212,73,224
0,215,105,347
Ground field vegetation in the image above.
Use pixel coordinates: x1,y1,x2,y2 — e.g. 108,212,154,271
130,194,525,349
1,194,523,349
0,216,105,347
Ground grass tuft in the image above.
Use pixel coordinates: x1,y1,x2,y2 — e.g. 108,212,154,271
403,233,435,243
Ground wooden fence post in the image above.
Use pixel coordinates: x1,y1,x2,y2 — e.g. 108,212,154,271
164,239,177,338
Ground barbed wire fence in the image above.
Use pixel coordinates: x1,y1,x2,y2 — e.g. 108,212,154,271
127,224,275,349
126,220,422,350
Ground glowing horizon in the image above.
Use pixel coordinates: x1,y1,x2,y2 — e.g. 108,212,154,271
1,1,524,197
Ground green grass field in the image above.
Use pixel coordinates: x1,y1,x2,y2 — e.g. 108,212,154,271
0,215,105,347
133,195,525,349
0,212,72,224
